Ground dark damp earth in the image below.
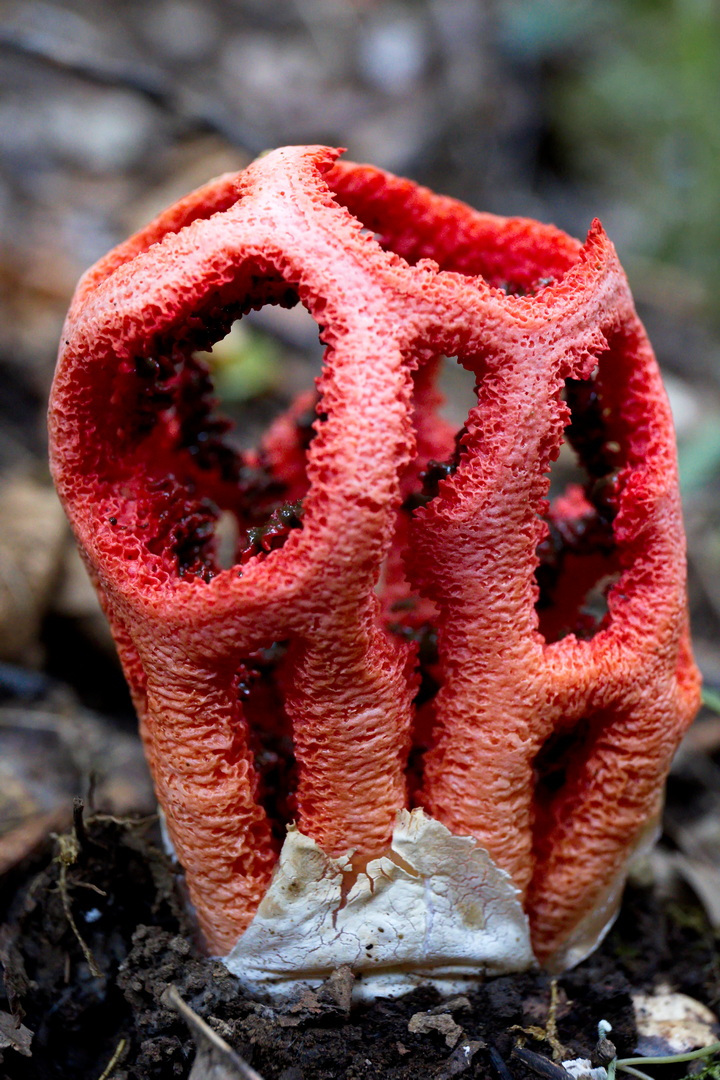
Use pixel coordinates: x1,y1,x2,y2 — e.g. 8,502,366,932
0,810,717,1080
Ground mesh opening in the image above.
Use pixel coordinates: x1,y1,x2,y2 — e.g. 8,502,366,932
238,642,297,848
535,365,623,644
109,291,325,581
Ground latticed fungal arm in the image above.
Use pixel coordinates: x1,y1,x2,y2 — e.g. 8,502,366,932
50,147,419,952
328,159,699,961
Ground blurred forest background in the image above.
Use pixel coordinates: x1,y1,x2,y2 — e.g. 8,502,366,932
1,0,720,890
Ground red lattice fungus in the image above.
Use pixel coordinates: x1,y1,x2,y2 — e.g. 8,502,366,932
49,146,700,965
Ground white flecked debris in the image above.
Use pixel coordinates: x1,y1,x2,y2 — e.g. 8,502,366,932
562,1058,607,1080
222,808,535,1001
632,987,719,1056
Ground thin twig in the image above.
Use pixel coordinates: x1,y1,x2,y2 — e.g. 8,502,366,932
55,828,103,979
73,880,108,897
545,980,564,1061
90,812,158,828
57,855,102,984
165,985,266,1080
0,29,265,154
96,1037,127,1080
73,797,88,851
58,858,103,979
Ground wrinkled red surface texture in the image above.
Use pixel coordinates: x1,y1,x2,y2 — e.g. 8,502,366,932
49,146,700,966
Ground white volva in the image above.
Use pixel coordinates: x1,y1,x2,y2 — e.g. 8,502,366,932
222,808,536,1001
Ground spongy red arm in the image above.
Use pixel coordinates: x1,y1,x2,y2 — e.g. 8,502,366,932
49,146,419,951
328,158,700,962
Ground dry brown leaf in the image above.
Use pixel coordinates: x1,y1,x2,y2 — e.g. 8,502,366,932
0,477,68,663
0,705,154,874
0,1009,33,1057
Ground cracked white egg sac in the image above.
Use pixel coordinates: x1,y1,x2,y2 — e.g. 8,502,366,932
222,808,536,1001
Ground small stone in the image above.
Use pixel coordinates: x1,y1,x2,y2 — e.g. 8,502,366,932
632,988,720,1056
408,1011,464,1048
